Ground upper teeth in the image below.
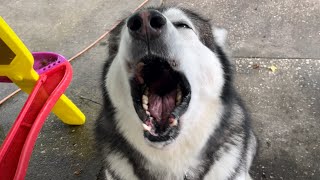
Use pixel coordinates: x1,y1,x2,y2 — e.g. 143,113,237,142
143,104,148,111
142,95,148,105
176,86,182,105
142,90,149,111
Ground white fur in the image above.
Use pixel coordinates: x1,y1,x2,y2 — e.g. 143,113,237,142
204,105,246,180
245,133,257,180
105,153,139,180
204,143,242,180
164,8,198,35
213,27,227,47
104,7,252,180
106,8,225,176
104,169,113,180
204,105,254,180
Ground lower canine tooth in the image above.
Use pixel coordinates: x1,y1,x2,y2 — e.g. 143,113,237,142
169,118,178,127
142,123,151,131
146,111,150,115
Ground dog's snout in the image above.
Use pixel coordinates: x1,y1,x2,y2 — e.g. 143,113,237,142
127,10,166,40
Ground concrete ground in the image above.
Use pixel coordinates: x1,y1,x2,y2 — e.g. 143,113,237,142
0,0,319,179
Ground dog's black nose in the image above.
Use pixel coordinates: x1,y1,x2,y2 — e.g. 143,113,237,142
127,10,166,40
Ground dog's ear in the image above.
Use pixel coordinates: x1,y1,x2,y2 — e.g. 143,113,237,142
212,27,227,47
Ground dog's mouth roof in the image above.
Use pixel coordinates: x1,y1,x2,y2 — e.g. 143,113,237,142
130,55,191,143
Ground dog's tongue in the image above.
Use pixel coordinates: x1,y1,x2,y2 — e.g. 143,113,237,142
149,90,176,124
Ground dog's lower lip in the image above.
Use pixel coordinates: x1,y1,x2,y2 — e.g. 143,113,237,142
142,115,178,132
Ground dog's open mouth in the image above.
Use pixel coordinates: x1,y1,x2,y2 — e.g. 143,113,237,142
130,56,191,144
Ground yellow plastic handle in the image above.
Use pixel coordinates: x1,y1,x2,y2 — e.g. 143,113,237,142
53,95,86,125
0,17,85,125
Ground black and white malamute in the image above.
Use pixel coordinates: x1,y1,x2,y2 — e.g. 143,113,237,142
95,6,257,180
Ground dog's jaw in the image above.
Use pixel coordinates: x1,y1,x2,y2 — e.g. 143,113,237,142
98,6,257,180
104,7,227,174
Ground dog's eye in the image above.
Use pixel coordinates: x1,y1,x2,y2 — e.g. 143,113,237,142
173,22,191,29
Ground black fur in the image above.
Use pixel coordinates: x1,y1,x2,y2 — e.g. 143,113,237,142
95,55,156,179
95,6,256,180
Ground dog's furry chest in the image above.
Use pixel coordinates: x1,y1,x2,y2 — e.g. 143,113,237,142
120,151,205,180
